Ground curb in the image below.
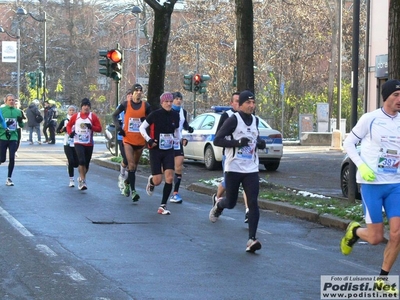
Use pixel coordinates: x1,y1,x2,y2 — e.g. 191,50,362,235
92,156,350,231
187,182,349,231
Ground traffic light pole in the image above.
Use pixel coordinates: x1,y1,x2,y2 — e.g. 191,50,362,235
36,60,40,101
115,80,120,157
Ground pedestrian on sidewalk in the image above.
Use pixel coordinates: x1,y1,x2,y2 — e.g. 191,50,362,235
211,90,266,253
57,105,79,187
43,100,57,144
341,79,400,288
139,92,180,215
26,99,42,144
112,84,151,202
169,91,194,204
66,98,102,190
0,94,25,186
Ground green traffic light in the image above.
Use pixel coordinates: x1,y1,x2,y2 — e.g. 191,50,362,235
183,74,193,91
199,74,211,94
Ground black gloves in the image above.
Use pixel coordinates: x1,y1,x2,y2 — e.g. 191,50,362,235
69,131,75,138
85,123,92,130
147,139,155,147
234,137,250,147
118,129,126,137
17,116,23,123
188,126,194,133
6,120,13,127
256,139,266,150
5,129,10,140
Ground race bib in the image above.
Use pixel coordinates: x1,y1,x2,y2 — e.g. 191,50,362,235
159,133,174,150
128,118,141,132
377,151,400,174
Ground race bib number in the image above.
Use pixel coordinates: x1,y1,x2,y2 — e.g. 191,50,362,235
377,152,400,174
173,138,181,150
236,140,256,160
128,118,141,132
6,118,17,131
159,133,174,150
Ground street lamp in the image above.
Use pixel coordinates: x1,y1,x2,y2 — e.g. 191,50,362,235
0,27,20,100
16,7,46,101
131,6,142,83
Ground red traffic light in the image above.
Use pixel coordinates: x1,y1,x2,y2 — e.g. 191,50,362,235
107,50,122,63
193,74,201,85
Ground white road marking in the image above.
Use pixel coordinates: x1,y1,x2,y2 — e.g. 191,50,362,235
288,241,317,251
60,266,86,281
337,259,376,273
0,206,33,237
36,244,58,257
257,229,272,235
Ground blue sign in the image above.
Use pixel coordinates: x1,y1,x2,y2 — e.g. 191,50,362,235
280,82,285,96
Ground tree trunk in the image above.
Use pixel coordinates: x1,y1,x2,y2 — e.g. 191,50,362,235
388,0,400,78
144,0,177,109
235,0,254,93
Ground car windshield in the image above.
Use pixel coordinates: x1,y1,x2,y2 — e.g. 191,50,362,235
189,115,206,130
258,118,272,129
200,115,215,130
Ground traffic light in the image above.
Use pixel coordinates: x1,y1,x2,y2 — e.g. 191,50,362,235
183,74,193,91
99,50,111,77
107,49,123,81
98,49,123,81
193,74,201,92
28,72,37,89
199,74,211,94
37,71,44,88
233,66,237,87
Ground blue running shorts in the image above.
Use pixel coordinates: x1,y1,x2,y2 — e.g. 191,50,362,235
361,183,400,224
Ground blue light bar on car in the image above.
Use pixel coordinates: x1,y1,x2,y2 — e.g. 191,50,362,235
211,106,231,113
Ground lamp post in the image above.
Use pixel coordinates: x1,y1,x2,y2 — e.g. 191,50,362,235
131,6,142,83
0,27,20,99
16,7,46,101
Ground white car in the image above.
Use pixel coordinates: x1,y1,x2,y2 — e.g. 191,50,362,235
182,107,283,170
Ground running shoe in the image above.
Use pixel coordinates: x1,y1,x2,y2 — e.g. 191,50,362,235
146,175,154,196
244,210,249,223
131,190,140,202
340,221,360,255
80,180,87,190
209,196,222,223
158,205,171,215
246,238,262,253
118,174,125,190
374,278,399,295
170,193,182,203
123,183,130,197
78,177,83,189
69,179,75,187
5,178,14,186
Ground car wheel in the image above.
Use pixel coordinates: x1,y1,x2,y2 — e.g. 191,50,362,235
204,145,219,170
264,160,280,171
341,164,350,198
340,164,361,199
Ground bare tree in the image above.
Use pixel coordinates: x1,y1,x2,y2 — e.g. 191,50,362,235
235,0,254,93
144,0,178,108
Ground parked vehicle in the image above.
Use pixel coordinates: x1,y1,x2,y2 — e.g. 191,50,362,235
182,107,283,170
105,124,116,156
340,151,361,199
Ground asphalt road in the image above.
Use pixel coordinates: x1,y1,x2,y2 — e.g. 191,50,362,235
1,140,391,300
